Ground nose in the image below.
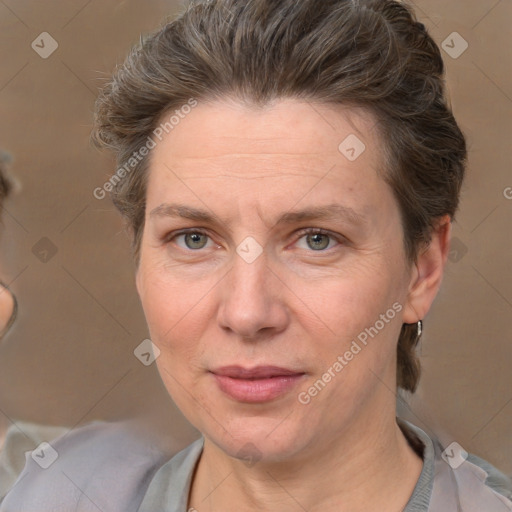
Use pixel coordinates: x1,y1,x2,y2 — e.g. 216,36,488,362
217,249,289,340
0,281,16,338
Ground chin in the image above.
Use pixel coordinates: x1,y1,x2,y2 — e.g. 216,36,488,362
202,412,311,463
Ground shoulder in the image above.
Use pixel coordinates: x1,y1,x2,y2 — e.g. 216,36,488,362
458,452,512,509
403,420,512,511
430,449,512,511
0,420,172,512
0,421,68,500
466,452,512,501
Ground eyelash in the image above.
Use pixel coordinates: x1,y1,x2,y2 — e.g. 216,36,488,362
166,228,344,253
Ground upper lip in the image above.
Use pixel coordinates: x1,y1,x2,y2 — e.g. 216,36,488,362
211,365,304,379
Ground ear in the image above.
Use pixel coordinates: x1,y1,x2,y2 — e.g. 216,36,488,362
402,215,452,324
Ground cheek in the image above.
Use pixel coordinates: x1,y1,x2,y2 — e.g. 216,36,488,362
139,263,211,340
137,265,225,406
306,264,399,333
297,291,402,423
300,262,405,386
139,271,208,404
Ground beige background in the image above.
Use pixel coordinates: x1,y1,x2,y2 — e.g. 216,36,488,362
0,0,510,474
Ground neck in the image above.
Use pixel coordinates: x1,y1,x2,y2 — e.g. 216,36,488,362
188,413,423,512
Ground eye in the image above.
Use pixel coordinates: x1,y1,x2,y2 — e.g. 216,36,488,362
170,230,216,251
295,229,342,251
165,228,343,253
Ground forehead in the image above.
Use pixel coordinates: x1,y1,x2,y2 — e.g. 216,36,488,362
145,99,391,221
150,98,383,170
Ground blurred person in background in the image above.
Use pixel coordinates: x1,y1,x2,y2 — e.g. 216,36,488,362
0,151,17,344
0,151,174,504
0,151,68,500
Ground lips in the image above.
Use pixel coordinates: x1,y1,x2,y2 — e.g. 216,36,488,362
212,365,303,379
210,365,306,403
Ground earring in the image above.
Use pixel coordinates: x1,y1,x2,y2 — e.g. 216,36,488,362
416,320,423,344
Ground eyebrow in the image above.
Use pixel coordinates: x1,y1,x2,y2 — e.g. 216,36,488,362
149,202,367,227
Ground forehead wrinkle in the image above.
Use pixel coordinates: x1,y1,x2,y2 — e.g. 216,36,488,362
166,154,328,167
180,173,314,181
157,154,336,182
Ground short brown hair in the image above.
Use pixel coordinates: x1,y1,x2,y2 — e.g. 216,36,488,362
92,0,467,392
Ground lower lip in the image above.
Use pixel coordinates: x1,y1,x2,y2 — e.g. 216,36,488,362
212,373,305,403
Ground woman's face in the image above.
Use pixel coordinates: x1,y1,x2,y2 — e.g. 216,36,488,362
136,99,433,461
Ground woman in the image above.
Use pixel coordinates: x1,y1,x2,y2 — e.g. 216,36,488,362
2,0,511,510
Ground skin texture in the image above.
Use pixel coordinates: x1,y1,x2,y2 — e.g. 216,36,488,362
136,98,451,511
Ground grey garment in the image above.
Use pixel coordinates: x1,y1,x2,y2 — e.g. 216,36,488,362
428,439,512,511
1,419,511,511
0,420,171,512
0,422,68,501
